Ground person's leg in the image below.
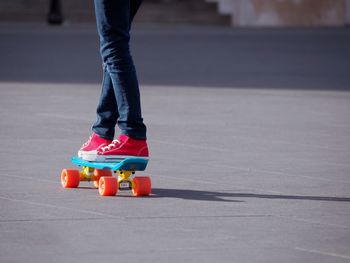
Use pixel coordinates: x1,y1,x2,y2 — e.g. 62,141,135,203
92,66,118,140
94,0,146,140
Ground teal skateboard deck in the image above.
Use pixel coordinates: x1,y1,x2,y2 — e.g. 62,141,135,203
61,156,151,197
71,156,148,171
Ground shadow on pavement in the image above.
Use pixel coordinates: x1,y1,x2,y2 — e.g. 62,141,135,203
1,24,350,91
152,188,350,202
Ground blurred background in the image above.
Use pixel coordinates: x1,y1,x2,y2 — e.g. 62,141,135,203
0,0,349,27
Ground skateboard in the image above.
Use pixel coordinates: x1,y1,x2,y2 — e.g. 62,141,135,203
60,156,151,197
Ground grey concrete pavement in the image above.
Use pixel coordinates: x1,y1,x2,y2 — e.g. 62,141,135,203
1,23,350,263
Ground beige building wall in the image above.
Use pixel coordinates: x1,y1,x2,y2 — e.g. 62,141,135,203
208,0,349,27
347,0,350,24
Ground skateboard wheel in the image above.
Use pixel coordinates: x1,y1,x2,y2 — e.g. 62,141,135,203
132,176,151,197
61,169,80,188
93,169,112,188
99,176,118,196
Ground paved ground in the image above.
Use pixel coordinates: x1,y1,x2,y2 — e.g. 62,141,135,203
0,23,350,263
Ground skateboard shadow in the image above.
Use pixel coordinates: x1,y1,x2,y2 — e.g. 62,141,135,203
151,188,350,203
152,188,244,202
151,188,243,202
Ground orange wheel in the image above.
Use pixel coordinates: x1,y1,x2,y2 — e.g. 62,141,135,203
93,169,112,188
132,176,151,197
61,169,80,188
98,176,118,196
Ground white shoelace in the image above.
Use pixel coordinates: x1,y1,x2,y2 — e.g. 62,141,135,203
100,139,121,152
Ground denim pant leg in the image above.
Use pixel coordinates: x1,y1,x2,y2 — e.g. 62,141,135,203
92,0,146,140
92,66,118,140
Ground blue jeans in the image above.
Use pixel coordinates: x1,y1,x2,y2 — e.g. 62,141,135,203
92,0,146,140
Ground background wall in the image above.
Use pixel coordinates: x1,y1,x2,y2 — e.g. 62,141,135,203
208,0,349,27
0,0,349,27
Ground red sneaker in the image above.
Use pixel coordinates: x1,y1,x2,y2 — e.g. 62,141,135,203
82,135,149,162
78,132,112,159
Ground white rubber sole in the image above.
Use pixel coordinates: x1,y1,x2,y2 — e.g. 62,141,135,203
80,151,148,162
